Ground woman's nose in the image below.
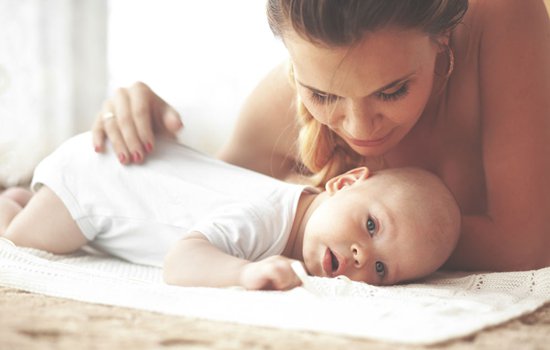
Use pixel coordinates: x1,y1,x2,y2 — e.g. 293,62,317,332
343,100,383,137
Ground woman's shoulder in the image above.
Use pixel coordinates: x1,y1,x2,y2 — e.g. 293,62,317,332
474,0,547,16
468,0,548,35
218,61,301,179
452,0,549,84
455,0,547,38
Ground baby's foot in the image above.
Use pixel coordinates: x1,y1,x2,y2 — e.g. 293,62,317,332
0,187,32,207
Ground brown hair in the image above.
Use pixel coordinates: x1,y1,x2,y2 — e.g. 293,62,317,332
268,0,468,185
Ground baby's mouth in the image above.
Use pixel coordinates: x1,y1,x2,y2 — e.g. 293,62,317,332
323,248,340,277
331,250,340,273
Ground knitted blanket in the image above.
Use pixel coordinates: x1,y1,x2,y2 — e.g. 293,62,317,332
0,238,548,345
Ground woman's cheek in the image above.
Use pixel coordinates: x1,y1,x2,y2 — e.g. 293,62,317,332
302,99,333,125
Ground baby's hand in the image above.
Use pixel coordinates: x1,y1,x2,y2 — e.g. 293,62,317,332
240,256,303,291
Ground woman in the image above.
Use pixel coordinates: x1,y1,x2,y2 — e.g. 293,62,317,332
91,0,550,271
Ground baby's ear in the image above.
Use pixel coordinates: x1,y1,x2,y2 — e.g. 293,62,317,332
325,167,370,194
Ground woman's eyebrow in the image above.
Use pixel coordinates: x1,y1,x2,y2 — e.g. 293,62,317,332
296,81,342,98
371,73,415,95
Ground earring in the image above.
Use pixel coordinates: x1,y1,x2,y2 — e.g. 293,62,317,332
434,44,455,96
444,44,455,80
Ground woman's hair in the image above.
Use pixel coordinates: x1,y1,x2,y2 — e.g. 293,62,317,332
268,0,468,186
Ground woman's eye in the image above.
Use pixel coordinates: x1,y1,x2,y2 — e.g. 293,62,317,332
376,82,409,102
375,261,386,277
366,217,376,236
310,91,338,105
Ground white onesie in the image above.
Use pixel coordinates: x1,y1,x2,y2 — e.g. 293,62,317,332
32,132,315,267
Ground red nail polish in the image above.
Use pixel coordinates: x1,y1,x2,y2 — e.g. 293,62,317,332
132,152,142,163
94,145,100,153
145,142,153,153
119,153,127,164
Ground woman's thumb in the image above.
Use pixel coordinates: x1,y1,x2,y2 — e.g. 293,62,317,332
162,107,184,134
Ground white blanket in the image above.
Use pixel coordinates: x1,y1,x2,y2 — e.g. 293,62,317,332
0,238,548,345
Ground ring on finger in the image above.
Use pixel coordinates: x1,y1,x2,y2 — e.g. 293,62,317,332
102,111,116,122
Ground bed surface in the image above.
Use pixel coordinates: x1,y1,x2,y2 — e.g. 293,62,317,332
0,286,548,350
1,240,549,350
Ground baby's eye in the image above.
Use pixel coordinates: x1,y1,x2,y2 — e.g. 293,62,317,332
375,261,386,278
366,217,376,236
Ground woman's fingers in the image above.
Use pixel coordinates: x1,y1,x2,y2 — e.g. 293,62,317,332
91,113,107,153
102,100,131,164
129,82,155,153
113,88,145,163
150,89,183,139
91,81,183,164
92,92,136,163
161,106,184,137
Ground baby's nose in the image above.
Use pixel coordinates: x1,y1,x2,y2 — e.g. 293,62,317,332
351,243,367,268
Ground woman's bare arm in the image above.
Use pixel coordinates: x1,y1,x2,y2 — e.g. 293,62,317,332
217,62,302,181
447,0,550,270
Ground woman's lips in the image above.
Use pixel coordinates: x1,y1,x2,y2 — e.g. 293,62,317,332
347,129,394,148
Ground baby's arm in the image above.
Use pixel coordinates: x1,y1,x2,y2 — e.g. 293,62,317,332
163,232,301,290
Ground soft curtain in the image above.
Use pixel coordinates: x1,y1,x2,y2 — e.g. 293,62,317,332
0,0,108,187
107,0,287,155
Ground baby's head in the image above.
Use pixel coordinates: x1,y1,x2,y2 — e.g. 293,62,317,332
302,166,461,285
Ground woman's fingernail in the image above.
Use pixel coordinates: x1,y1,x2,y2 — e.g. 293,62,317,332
94,145,100,153
119,153,127,164
132,151,142,163
145,142,153,153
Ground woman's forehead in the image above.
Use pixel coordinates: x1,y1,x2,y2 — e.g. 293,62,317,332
286,29,433,95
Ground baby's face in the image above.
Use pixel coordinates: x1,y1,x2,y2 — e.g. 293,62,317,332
302,172,446,285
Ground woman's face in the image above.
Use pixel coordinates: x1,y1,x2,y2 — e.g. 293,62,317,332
285,28,440,157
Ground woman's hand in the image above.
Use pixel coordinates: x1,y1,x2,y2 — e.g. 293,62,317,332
240,256,303,291
92,81,183,164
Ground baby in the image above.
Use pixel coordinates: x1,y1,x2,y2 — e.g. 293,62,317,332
0,132,460,290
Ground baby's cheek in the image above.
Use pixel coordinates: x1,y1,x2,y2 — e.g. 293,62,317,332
300,243,319,277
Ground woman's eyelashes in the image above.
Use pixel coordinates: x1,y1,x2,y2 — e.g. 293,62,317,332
307,81,410,105
309,91,339,105
376,82,410,101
